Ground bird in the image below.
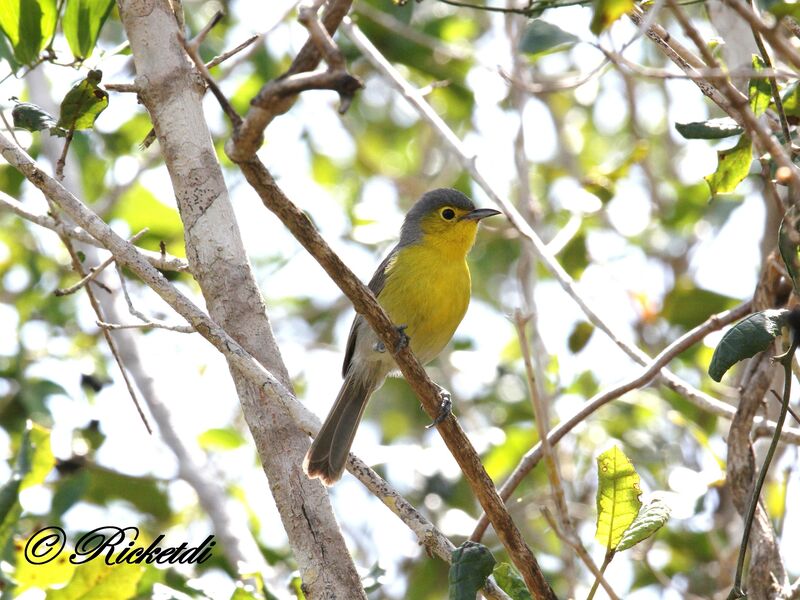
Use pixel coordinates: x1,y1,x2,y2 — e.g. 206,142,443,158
303,188,501,485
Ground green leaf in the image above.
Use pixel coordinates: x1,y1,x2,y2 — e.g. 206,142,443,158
21,422,54,489
518,19,578,58
674,118,743,140
749,55,771,117
616,497,672,551
595,445,642,552
779,205,800,293
48,560,145,600
492,563,531,600
63,0,116,60
568,321,594,353
780,81,800,117
767,1,800,22
109,184,184,255
708,309,789,382
661,277,736,330
0,0,57,65
0,422,52,549
12,102,57,133
590,0,634,35
57,70,109,131
198,427,246,450
704,134,753,196
449,541,496,600
85,467,171,521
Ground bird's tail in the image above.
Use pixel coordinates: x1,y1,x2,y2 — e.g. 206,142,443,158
304,370,378,485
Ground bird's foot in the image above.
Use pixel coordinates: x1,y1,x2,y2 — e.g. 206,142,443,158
395,324,409,351
373,324,409,353
425,386,452,429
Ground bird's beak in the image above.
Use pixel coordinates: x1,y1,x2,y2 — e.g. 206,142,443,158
459,208,502,221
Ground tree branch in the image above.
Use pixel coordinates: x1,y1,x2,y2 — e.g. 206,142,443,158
0,191,189,272
232,155,556,599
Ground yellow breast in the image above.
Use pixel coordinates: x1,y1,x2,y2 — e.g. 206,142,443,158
377,244,471,365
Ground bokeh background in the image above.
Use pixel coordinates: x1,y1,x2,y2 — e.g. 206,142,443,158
1,0,794,598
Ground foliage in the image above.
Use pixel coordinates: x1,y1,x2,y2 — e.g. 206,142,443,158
0,0,795,598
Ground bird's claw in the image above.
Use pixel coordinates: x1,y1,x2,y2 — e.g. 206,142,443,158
395,324,409,351
425,387,452,429
374,324,409,354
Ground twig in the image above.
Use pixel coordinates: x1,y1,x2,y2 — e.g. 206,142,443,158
54,229,147,296
181,12,241,126
600,47,794,81
436,0,541,15
501,60,610,94
729,335,797,597
627,9,742,117
285,0,353,77
104,82,139,93
55,129,74,182
232,155,556,599
746,0,792,149
0,191,189,272
113,261,195,333
515,313,571,534
96,320,195,332
0,109,21,146
43,183,152,435
207,34,261,70
540,508,621,600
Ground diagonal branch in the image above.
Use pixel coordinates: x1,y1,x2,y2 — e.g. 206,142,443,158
232,156,556,599
0,191,189,272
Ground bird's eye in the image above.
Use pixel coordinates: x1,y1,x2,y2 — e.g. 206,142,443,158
442,208,456,220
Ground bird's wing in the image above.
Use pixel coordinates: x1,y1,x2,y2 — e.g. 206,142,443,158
342,246,398,377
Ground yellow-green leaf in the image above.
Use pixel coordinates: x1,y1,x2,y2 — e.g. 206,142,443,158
0,0,57,65
21,422,54,490
595,445,642,551
57,70,109,131
198,427,246,451
63,0,116,60
704,134,752,196
749,55,770,118
13,535,75,593
48,560,144,600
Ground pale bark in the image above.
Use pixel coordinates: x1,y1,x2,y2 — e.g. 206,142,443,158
114,0,365,596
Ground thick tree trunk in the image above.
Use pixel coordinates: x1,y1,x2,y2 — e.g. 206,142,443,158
115,1,365,596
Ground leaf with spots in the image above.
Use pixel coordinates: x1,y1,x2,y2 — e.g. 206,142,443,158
57,70,109,131
595,445,642,552
704,134,752,197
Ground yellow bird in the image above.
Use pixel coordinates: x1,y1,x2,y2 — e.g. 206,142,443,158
304,188,501,485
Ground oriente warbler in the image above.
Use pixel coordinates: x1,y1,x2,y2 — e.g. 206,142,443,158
303,188,501,485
